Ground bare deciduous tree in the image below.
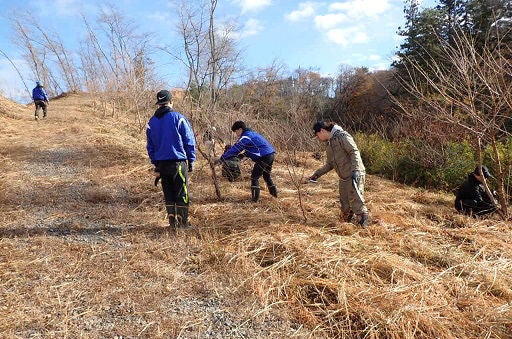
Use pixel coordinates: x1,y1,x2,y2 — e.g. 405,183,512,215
395,28,512,218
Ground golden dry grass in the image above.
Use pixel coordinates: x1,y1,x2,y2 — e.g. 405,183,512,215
0,93,511,338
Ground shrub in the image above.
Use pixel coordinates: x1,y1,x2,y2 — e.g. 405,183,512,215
356,134,482,190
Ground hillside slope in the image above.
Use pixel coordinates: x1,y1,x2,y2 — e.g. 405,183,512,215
0,94,511,338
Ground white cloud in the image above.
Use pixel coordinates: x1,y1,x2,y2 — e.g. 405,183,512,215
329,0,392,18
326,27,368,46
237,19,264,39
287,0,397,50
233,0,272,14
368,54,381,61
314,13,347,30
284,2,317,22
369,61,391,71
225,18,264,40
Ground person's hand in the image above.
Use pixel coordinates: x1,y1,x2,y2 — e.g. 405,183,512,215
351,170,361,181
306,174,318,183
153,169,161,186
188,162,194,172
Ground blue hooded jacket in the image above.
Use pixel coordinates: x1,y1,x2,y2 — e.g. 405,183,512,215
32,85,49,101
220,129,274,161
146,106,196,165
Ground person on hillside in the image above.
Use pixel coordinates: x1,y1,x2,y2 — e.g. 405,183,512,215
32,81,49,120
454,165,499,216
146,89,196,230
216,121,277,202
220,144,243,182
308,121,369,228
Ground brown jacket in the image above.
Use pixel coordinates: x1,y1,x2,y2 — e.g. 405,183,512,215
313,125,365,180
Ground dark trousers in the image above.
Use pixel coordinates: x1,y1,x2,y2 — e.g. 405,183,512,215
251,153,275,188
455,199,497,216
157,160,189,207
34,100,47,117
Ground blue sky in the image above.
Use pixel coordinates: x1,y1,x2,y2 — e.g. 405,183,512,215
0,0,437,103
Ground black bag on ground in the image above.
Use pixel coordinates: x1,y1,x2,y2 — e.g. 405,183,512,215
222,158,241,182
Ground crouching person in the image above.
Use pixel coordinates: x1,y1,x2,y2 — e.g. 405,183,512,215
217,121,277,202
146,90,196,229
455,165,498,217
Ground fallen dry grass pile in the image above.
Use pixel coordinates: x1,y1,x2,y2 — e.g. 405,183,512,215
0,93,511,338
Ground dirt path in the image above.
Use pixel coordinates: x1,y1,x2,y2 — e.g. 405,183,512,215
1,94,140,236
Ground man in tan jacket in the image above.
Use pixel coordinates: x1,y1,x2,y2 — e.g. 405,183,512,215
308,121,369,227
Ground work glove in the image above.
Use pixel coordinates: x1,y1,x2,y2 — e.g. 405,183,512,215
188,162,194,172
491,191,499,205
307,174,318,183
351,170,361,181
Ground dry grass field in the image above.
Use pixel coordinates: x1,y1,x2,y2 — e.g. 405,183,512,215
1,93,511,338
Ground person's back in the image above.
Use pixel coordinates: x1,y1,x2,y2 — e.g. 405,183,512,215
222,129,274,161
32,84,48,101
147,106,195,162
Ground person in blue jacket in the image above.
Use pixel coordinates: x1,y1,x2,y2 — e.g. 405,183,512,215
146,89,196,229
32,81,49,120
217,121,277,202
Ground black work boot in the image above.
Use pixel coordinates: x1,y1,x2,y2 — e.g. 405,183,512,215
268,185,278,198
176,204,190,229
168,215,177,230
358,213,369,228
251,186,260,202
166,204,178,230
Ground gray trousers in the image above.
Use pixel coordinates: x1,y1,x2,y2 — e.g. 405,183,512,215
339,174,368,215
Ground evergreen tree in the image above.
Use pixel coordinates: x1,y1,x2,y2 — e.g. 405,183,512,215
393,1,444,88
467,0,512,50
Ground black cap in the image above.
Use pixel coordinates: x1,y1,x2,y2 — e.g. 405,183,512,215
231,121,246,132
155,90,172,105
474,165,494,179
